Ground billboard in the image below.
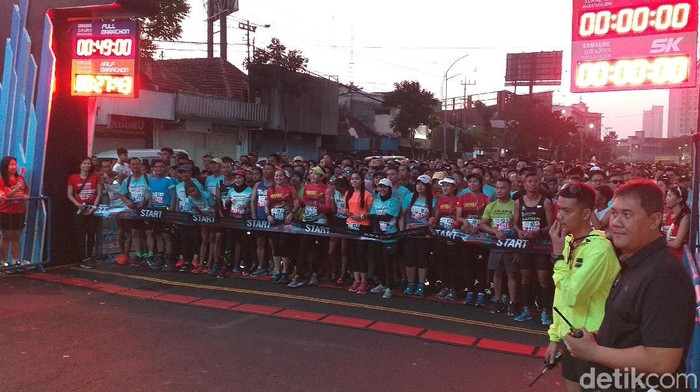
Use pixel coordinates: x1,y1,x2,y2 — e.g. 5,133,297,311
571,0,697,92
70,20,138,98
505,51,563,86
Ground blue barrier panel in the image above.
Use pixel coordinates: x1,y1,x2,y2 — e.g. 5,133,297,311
683,245,700,392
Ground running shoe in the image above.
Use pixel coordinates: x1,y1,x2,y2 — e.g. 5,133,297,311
370,283,387,294
174,256,186,270
507,302,518,316
514,310,533,322
208,263,220,276
287,276,305,288
178,263,190,273
80,257,96,269
414,283,425,297
191,256,200,270
131,254,144,267
190,264,205,274
463,292,475,306
217,266,229,279
309,273,319,286
280,273,289,284
335,277,345,287
475,293,486,307
161,261,173,272
147,256,162,270
347,280,361,293
356,282,368,295
403,282,416,295
232,265,244,274
541,312,553,326
271,274,282,284
436,288,450,300
115,253,129,265
382,288,393,299
446,289,457,301
250,267,267,277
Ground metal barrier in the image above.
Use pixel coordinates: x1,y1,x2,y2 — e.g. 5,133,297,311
0,196,51,273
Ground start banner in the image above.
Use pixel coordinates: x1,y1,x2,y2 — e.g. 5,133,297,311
92,205,553,254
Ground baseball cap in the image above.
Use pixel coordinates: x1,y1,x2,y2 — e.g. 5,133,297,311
378,178,392,188
233,169,246,177
439,178,456,186
177,164,192,172
211,158,222,164
293,155,305,162
432,171,446,181
417,174,432,184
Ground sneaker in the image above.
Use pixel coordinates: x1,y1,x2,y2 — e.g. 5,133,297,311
208,263,220,276
174,256,186,270
161,261,173,272
80,257,96,269
507,302,518,316
232,266,244,274
404,282,417,295
250,267,267,277
20,259,32,266
191,257,200,270
147,256,162,270
463,292,475,305
348,280,361,292
475,293,486,307
309,273,319,286
414,283,425,297
115,253,129,265
356,282,368,295
217,266,229,279
514,310,533,322
490,300,506,314
287,276,305,288
335,277,345,287
131,254,144,267
370,283,387,294
436,288,450,300
446,289,457,301
382,288,393,299
280,273,289,284
178,263,190,273
541,312,553,326
271,274,282,284
190,264,205,274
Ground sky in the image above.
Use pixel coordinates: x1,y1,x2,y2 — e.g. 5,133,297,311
155,0,681,139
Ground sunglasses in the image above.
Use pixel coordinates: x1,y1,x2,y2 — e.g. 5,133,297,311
610,180,623,184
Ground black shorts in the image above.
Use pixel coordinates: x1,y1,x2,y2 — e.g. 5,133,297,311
561,346,594,383
0,213,25,230
516,252,552,271
487,250,518,273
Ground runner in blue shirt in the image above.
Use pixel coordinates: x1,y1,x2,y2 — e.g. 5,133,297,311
368,178,401,299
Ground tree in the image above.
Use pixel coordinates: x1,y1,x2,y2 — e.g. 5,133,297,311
245,38,308,71
139,0,190,59
382,81,440,157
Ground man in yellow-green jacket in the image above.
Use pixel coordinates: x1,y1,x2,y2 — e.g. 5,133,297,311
546,181,620,392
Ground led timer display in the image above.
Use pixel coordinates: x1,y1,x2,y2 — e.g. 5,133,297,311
571,0,696,92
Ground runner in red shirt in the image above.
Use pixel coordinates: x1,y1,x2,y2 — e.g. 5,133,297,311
265,169,299,284
0,156,29,268
67,157,103,269
430,177,461,301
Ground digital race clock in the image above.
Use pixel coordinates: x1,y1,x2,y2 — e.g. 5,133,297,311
571,0,697,93
70,20,138,98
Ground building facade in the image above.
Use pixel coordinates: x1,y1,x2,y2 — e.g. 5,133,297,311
552,102,602,140
668,86,698,138
642,105,663,138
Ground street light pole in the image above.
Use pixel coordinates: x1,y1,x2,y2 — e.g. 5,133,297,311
442,54,470,159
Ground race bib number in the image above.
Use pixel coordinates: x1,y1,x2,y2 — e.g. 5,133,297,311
379,221,389,232
493,218,511,232
347,222,360,231
522,220,540,233
439,216,454,230
467,218,481,228
304,206,318,220
152,192,164,205
231,203,245,216
257,194,267,207
271,207,285,221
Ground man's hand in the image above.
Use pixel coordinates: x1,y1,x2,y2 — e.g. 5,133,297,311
495,230,506,241
267,215,274,223
549,220,567,255
284,213,293,224
565,328,599,361
544,342,560,366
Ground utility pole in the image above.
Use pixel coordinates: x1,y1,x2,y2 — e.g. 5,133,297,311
238,20,270,65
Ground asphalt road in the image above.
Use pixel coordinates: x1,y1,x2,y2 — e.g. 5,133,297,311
0,269,563,391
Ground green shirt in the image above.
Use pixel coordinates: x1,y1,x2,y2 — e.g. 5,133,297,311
482,199,515,232
548,230,621,342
